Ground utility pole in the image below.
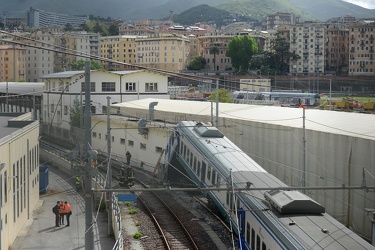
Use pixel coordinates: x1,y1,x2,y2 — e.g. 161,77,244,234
302,108,306,193
215,78,219,128
329,79,332,110
107,96,113,236
83,61,94,250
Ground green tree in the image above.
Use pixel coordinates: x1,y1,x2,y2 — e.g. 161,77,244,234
93,21,103,34
63,23,74,32
209,46,219,71
270,35,300,74
226,35,258,72
71,59,104,70
70,98,81,127
188,56,206,70
108,24,119,36
79,23,90,32
208,89,234,103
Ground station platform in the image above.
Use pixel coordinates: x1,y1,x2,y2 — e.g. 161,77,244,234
11,166,116,250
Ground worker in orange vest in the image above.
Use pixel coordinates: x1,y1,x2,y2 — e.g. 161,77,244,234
64,201,72,227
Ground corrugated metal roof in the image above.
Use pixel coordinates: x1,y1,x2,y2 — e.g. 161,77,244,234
113,98,375,140
41,71,86,79
0,82,44,95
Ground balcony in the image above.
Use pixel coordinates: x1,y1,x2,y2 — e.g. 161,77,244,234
315,52,322,55
303,34,309,38
316,35,323,38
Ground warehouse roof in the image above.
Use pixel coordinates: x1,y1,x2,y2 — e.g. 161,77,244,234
112,98,375,140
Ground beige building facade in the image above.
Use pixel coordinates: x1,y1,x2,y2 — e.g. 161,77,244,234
135,34,190,72
0,45,26,82
325,24,349,74
348,20,375,75
0,113,40,250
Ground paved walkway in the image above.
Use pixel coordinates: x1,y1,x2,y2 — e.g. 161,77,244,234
11,166,115,250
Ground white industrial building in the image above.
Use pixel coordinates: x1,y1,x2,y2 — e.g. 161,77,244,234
41,70,170,141
109,98,375,241
0,113,40,250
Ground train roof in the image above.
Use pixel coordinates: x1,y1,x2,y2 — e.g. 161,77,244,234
0,82,44,96
176,121,373,249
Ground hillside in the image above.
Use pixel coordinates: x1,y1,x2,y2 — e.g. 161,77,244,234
171,4,255,26
216,0,315,21
3,0,375,21
288,0,375,20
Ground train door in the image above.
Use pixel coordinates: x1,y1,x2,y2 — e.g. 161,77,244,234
201,161,206,186
237,207,247,249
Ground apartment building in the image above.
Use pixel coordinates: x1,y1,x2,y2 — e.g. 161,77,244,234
348,20,375,75
100,35,140,71
197,34,233,71
53,32,91,72
280,23,326,75
13,30,100,82
325,23,349,74
0,45,26,82
27,7,87,28
136,34,190,72
262,12,300,31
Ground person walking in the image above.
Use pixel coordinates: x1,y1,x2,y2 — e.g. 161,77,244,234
53,201,60,227
75,176,81,192
59,201,65,225
64,201,72,227
126,151,132,165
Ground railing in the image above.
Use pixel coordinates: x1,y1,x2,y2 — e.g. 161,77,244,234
95,172,123,250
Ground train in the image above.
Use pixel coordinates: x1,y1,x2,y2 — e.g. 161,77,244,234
167,121,374,250
232,91,321,106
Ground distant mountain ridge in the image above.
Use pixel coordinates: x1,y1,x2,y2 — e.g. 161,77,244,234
2,0,375,23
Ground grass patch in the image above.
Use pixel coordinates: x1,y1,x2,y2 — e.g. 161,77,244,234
129,209,138,214
133,232,142,239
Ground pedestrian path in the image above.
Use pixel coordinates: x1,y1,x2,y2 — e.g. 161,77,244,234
11,166,115,250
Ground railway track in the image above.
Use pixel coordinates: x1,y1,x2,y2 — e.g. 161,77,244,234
41,142,235,249
134,180,199,250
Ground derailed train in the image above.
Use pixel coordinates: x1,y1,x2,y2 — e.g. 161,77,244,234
167,121,374,250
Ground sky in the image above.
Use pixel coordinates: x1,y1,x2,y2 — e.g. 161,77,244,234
342,0,375,9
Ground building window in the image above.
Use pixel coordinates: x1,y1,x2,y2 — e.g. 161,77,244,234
126,82,136,91
145,82,158,91
155,146,163,153
140,143,146,150
98,133,101,139
81,82,96,92
93,132,97,138
102,82,116,92
64,105,68,115
120,138,125,144
128,140,134,147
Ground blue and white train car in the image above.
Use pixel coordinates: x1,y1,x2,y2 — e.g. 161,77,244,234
167,121,374,250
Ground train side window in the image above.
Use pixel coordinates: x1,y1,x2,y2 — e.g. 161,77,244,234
197,161,201,177
212,170,216,185
226,192,229,206
256,235,260,250
251,228,255,249
246,222,250,243
207,165,211,181
180,141,183,154
217,175,221,186
186,148,190,162
183,145,186,159
190,152,193,166
262,242,266,250
230,193,233,210
193,157,197,172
